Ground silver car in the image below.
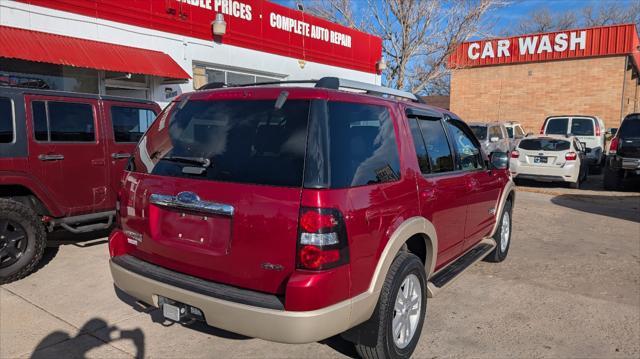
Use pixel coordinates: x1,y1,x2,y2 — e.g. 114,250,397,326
469,122,511,154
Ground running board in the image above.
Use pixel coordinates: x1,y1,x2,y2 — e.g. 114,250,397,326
426,238,496,298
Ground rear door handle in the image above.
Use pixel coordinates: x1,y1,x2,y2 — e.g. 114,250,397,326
111,153,131,159
38,154,64,161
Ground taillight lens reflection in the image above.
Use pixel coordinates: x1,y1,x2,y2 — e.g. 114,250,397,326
565,152,577,161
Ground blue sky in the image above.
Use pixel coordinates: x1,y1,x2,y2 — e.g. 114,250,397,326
274,0,637,36
487,0,638,35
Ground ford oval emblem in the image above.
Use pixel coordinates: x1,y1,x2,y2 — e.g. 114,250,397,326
176,191,200,204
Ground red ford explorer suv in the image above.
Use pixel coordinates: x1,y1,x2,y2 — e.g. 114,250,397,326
109,78,515,359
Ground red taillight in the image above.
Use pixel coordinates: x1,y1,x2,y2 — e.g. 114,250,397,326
511,150,520,159
300,211,338,233
565,152,577,161
108,230,131,257
609,136,619,154
595,122,601,137
540,121,546,134
299,246,341,270
297,207,349,271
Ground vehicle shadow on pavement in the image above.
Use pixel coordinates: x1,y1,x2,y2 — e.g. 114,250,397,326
29,318,145,359
550,194,640,223
32,228,112,274
319,335,359,358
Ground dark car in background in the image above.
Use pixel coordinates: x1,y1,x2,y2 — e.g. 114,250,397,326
604,113,640,190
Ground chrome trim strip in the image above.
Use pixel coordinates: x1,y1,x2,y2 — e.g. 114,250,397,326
149,193,234,216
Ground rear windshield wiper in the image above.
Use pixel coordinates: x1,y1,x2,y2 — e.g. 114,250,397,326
161,155,211,167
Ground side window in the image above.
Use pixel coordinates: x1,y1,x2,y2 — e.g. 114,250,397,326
0,97,14,143
32,101,95,142
515,125,525,138
489,126,503,139
327,102,400,187
446,119,484,171
408,118,430,174
417,117,455,173
111,106,157,143
545,118,568,135
32,101,48,141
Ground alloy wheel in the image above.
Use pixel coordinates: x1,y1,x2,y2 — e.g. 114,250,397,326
392,273,422,349
0,219,28,269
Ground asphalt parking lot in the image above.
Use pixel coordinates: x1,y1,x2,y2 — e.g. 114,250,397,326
1,176,639,359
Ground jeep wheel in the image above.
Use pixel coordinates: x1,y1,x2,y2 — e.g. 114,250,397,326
0,199,46,284
485,200,512,263
603,165,623,191
354,252,426,359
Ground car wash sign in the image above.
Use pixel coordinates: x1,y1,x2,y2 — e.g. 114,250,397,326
448,24,640,68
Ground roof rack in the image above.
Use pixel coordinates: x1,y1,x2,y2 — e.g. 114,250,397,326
197,77,423,103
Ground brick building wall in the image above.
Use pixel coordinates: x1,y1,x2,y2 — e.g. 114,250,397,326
450,56,638,133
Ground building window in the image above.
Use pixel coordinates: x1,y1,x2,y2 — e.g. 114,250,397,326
192,63,284,89
0,58,98,93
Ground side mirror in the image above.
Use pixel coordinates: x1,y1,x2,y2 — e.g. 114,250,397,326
489,151,509,170
490,136,499,143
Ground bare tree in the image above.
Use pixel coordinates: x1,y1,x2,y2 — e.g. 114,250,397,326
308,0,506,94
582,2,640,27
516,7,578,34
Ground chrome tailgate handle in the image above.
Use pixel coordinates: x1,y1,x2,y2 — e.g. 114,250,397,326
38,154,64,161
149,192,234,216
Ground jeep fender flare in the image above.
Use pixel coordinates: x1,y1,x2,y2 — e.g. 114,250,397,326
0,172,61,217
348,216,437,327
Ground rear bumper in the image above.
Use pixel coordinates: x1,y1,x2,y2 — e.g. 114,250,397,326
607,155,640,171
110,258,358,344
510,162,579,182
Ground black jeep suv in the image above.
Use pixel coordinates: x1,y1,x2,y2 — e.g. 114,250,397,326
604,113,640,190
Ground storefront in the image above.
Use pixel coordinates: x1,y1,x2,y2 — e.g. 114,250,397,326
0,0,383,106
448,24,640,131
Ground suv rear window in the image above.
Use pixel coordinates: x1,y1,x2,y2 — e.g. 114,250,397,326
134,99,310,187
519,139,570,151
470,125,487,140
545,118,568,135
571,118,594,136
0,97,13,143
619,115,640,138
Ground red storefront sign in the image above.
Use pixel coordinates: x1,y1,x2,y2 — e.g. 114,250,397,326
16,0,383,74
448,24,640,69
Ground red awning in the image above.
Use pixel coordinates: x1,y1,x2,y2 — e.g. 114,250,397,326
0,25,190,80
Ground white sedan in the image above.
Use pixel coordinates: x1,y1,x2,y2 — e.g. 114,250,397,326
509,135,589,189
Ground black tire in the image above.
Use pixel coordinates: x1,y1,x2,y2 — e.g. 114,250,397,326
354,252,427,359
603,165,623,191
485,200,512,263
0,199,46,284
569,179,580,189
